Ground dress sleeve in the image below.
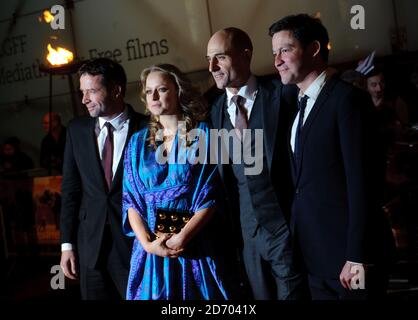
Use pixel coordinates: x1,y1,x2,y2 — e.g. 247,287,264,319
122,133,147,237
189,124,219,213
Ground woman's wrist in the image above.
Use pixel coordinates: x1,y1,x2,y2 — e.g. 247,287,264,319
176,231,189,247
138,234,154,252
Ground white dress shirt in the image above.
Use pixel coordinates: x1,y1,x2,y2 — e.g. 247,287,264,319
225,74,258,125
62,107,130,252
96,107,130,176
290,69,331,152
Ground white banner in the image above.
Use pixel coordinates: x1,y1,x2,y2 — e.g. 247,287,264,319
1,0,416,105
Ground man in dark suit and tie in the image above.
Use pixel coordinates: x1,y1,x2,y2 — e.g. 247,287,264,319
59,58,147,300
206,27,305,299
269,14,395,299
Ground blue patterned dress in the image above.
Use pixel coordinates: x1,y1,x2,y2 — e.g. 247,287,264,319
122,122,231,300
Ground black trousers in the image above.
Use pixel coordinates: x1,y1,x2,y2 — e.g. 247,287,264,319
79,226,129,300
242,224,308,300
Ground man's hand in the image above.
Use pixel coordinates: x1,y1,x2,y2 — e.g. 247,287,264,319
339,261,365,290
60,250,78,280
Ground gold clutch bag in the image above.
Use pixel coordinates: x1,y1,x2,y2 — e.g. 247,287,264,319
154,208,192,234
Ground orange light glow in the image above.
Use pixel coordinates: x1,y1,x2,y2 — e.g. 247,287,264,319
46,44,74,66
327,42,332,50
43,10,54,23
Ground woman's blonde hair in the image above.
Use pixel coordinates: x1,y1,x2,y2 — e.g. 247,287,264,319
140,64,208,149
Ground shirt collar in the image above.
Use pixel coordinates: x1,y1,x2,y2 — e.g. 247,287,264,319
226,74,258,106
300,68,334,101
98,106,129,131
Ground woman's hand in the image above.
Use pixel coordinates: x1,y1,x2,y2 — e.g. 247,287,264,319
144,233,183,258
165,207,217,251
165,232,187,251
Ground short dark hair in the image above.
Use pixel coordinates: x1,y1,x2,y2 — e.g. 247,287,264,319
269,14,329,62
223,27,253,52
78,58,127,96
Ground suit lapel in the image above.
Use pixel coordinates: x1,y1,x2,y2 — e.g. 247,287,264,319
295,75,338,184
110,107,142,192
259,81,280,173
88,117,108,192
213,94,226,131
212,94,227,180
213,81,280,176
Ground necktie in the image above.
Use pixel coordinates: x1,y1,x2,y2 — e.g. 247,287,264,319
294,95,308,166
234,95,248,140
102,122,114,190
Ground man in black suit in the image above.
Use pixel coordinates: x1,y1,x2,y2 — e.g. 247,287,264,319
60,58,146,300
206,27,305,299
269,14,395,299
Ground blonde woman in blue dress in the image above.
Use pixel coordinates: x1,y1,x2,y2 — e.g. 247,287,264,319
122,64,237,300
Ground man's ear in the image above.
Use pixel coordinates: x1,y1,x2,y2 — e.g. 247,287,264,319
113,85,123,99
310,40,321,59
243,48,252,62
